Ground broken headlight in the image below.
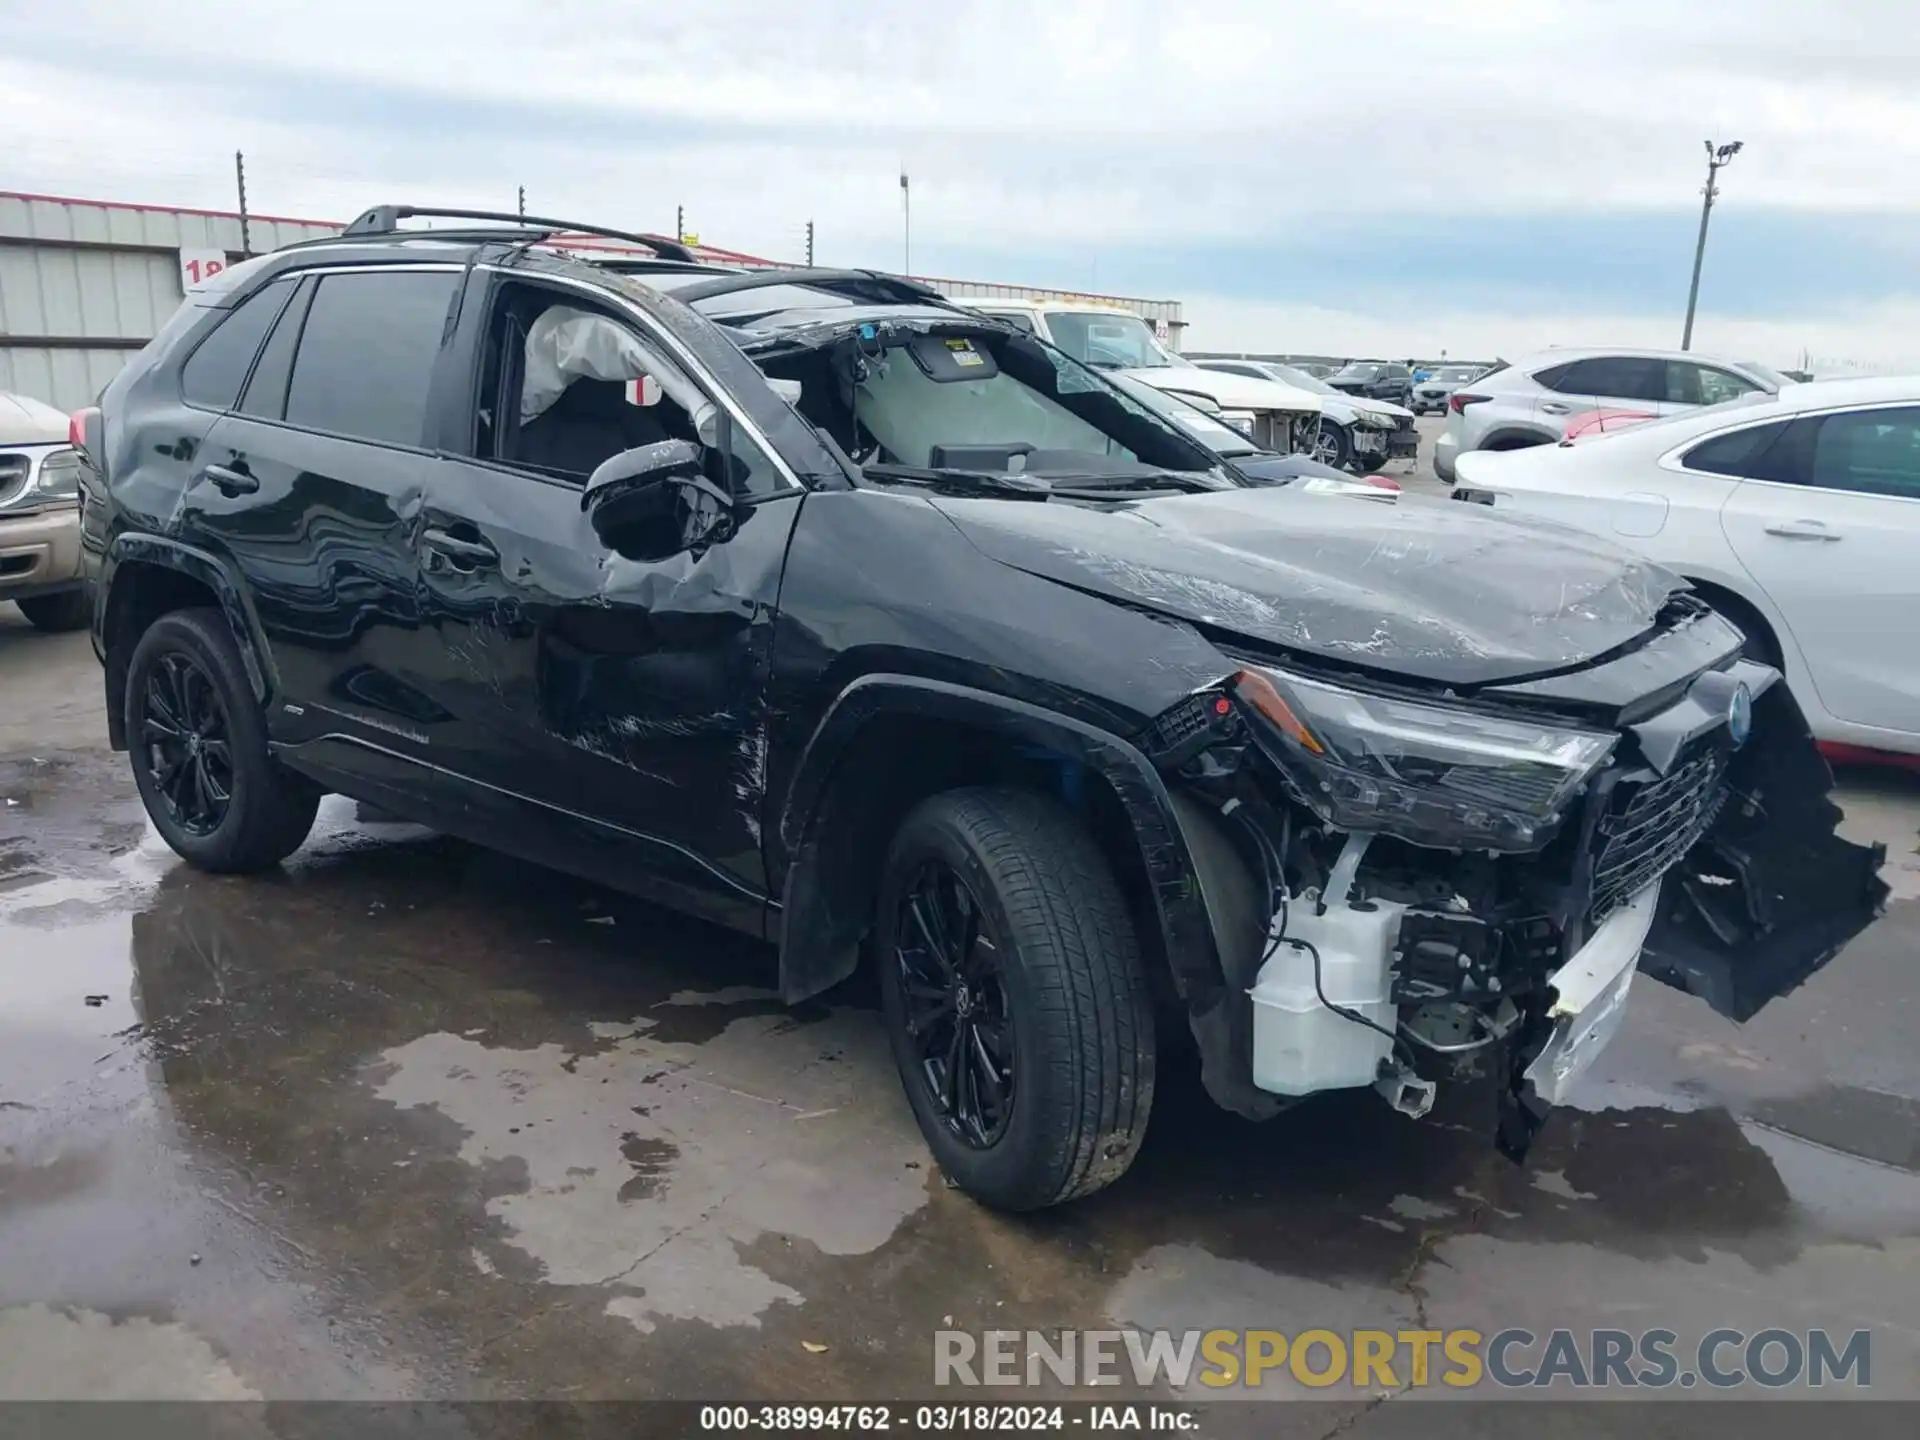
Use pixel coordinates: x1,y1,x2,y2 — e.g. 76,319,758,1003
1233,667,1617,851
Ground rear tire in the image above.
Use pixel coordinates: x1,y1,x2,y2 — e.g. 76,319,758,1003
125,608,320,872
877,786,1156,1211
17,591,90,633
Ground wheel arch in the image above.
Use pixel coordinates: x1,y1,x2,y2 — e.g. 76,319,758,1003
1678,573,1786,669
102,534,273,751
1479,426,1559,452
772,676,1229,1019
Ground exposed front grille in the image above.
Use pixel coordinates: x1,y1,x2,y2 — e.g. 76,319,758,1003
0,454,28,508
1394,416,1416,437
1588,747,1729,925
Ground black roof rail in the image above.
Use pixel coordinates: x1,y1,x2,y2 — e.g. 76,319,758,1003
341,205,697,262
663,267,949,307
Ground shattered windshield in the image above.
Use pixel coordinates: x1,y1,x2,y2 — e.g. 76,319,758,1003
748,320,1243,492
1044,311,1186,371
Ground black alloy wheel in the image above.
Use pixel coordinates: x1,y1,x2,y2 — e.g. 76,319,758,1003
123,608,320,872
877,787,1156,1211
893,860,1017,1148
140,650,235,837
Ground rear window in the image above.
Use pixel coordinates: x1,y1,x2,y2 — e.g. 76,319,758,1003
1680,421,1791,478
284,270,459,447
180,278,296,411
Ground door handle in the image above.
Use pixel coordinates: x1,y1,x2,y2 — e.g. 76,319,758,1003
1762,520,1842,541
201,463,258,496
422,527,499,570
1539,402,1572,415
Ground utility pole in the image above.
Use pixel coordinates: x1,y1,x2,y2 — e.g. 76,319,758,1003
805,220,815,267
899,171,911,275
1682,139,1744,351
676,204,685,244
517,185,525,218
234,150,251,258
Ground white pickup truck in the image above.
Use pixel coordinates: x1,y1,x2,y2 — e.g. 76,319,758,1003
960,297,1324,456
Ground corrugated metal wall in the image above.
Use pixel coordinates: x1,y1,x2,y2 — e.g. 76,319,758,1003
0,193,341,411
1,193,1189,408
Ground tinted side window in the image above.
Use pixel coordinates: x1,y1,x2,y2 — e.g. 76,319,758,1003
1550,356,1666,402
1809,408,1920,499
180,279,295,411
1681,421,1791,478
285,271,459,447
238,277,315,420
990,312,1036,333
1666,362,1761,407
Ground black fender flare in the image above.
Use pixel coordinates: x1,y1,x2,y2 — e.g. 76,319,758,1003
773,674,1230,1015
102,532,275,747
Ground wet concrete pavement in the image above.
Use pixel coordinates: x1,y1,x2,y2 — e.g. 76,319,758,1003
3,602,1919,1425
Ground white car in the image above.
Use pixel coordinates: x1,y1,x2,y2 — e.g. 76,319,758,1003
962,299,1323,454
1433,348,1786,484
1200,359,1418,472
1452,377,1920,761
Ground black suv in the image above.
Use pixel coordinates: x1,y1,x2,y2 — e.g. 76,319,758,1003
78,207,1886,1210
1328,360,1415,406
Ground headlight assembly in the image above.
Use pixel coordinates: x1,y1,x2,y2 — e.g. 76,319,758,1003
1233,666,1617,851
34,448,82,503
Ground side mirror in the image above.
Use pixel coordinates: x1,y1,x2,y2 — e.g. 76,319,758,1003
581,439,735,561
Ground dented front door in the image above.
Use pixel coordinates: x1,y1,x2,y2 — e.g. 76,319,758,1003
411,456,801,929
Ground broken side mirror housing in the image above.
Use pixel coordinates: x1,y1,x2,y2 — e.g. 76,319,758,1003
582,440,737,562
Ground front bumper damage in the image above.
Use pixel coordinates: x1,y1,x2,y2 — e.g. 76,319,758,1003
1157,652,1889,1164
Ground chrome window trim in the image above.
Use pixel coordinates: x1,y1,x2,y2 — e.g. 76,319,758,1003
477,264,805,497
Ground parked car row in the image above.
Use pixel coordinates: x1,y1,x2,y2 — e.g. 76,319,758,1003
65,204,1887,1214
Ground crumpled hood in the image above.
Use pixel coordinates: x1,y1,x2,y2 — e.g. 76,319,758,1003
1116,366,1324,416
930,488,1686,685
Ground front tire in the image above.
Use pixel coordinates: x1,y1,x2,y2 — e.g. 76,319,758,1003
877,787,1156,1211
125,609,320,873
1310,421,1351,470
16,590,90,632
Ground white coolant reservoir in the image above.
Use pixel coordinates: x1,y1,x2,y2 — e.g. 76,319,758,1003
1250,898,1406,1095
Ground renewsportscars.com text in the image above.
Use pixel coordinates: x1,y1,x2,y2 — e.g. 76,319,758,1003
934,1327,1873,1391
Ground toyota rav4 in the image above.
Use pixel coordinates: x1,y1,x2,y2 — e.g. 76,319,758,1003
78,206,1888,1211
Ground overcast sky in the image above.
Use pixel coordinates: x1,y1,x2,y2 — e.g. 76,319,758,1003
5,0,1916,366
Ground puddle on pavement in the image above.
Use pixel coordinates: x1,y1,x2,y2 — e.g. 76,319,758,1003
370,995,931,1334
2,747,1916,1398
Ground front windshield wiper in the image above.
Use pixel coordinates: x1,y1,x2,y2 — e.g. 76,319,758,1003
1039,470,1225,496
860,463,1053,497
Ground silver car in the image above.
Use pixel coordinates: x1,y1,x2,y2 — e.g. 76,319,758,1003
1,390,88,631
1410,365,1483,415
1431,347,1781,484
1199,360,1418,472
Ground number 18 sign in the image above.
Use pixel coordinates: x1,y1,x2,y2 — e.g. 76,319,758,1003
178,248,230,294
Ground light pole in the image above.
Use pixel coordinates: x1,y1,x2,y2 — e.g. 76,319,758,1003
1681,139,1743,351
899,171,911,275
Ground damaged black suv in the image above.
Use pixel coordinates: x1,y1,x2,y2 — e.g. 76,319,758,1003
80,206,1888,1211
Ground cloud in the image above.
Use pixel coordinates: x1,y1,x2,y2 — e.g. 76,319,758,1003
2,0,1916,361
